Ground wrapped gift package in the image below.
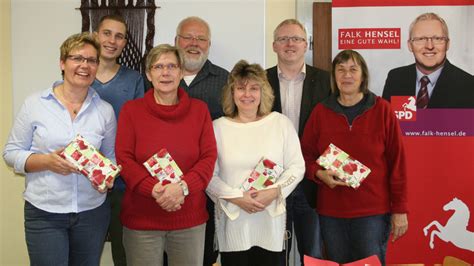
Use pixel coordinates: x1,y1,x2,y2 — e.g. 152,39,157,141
61,134,119,190
143,148,183,185
240,157,284,191
316,143,371,188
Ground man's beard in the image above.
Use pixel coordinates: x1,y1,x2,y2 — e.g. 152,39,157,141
183,51,209,73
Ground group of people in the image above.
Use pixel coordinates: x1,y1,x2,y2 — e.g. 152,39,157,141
5,11,471,266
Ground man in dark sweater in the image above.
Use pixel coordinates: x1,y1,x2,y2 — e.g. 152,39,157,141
175,16,229,266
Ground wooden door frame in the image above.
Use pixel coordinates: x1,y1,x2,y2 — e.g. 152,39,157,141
312,2,332,72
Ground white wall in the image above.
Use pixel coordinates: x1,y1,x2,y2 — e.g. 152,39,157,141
12,0,80,114
154,0,265,69
12,0,265,114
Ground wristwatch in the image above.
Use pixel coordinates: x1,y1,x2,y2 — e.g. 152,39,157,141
178,180,189,196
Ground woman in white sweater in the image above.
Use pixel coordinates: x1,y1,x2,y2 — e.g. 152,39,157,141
206,60,305,266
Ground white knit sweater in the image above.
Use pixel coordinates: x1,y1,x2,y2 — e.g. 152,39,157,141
206,112,305,252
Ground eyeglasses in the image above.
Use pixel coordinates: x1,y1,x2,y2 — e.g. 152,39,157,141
66,55,99,66
150,63,180,71
177,34,209,43
410,36,449,45
275,36,306,44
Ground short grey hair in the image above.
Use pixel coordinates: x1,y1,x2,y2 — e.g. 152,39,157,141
273,19,307,41
176,16,211,39
409,12,449,39
145,44,184,72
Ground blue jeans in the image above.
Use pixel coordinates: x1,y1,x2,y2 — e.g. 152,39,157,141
319,213,391,264
24,200,110,266
281,182,323,265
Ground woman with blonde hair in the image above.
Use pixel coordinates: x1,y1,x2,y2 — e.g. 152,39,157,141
207,60,305,266
3,32,116,265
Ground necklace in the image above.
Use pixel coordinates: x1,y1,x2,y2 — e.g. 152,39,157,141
56,85,84,115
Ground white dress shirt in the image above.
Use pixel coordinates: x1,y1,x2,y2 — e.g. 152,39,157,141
277,64,306,131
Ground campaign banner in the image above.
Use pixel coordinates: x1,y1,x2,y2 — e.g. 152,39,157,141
338,28,401,49
399,109,474,137
387,137,474,263
332,1,474,264
332,0,474,7
332,4,473,97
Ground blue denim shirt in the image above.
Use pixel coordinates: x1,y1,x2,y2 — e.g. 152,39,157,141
3,81,117,213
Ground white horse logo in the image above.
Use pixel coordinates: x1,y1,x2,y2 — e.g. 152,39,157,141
423,197,474,252
402,96,416,112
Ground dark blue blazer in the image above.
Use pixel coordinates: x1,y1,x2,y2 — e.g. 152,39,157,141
267,64,331,208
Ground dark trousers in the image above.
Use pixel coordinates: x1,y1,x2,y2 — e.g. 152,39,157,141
221,246,281,266
203,195,219,266
107,189,127,265
24,200,110,266
280,182,323,266
319,213,391,264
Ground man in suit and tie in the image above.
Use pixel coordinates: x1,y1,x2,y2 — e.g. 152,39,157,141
267,19,331,265
382,12,473,108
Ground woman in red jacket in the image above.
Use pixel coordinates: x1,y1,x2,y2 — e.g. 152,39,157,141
301,50,408,264
115,44,217,265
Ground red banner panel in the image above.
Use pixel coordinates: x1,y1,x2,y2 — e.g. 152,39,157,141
386,136,474,264
338,28,401,49
333,0,474,7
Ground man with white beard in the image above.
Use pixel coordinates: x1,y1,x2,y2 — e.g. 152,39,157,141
175,16,229,266
175,16,229,120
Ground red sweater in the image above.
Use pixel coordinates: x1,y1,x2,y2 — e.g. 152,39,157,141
116,88,217,230
301,93,408,218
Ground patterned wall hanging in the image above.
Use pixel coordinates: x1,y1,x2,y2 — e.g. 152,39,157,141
79,0,157,73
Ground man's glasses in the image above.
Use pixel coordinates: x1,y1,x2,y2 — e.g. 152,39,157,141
66,55,99,66
275,36,306,44
410,36,449,45
177,34,209,43
150,63,180,71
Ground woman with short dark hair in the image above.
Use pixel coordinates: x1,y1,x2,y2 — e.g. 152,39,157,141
116,44,217,265
301,50,408,264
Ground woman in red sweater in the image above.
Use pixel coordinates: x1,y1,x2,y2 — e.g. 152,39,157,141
301,50,408,264
115,44,217,265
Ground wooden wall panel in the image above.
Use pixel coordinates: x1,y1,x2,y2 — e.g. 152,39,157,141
313,2,332,72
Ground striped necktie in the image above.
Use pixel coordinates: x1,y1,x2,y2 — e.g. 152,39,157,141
416,76,430,109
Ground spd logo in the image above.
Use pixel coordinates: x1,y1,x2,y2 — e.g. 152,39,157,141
391,96,416,121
